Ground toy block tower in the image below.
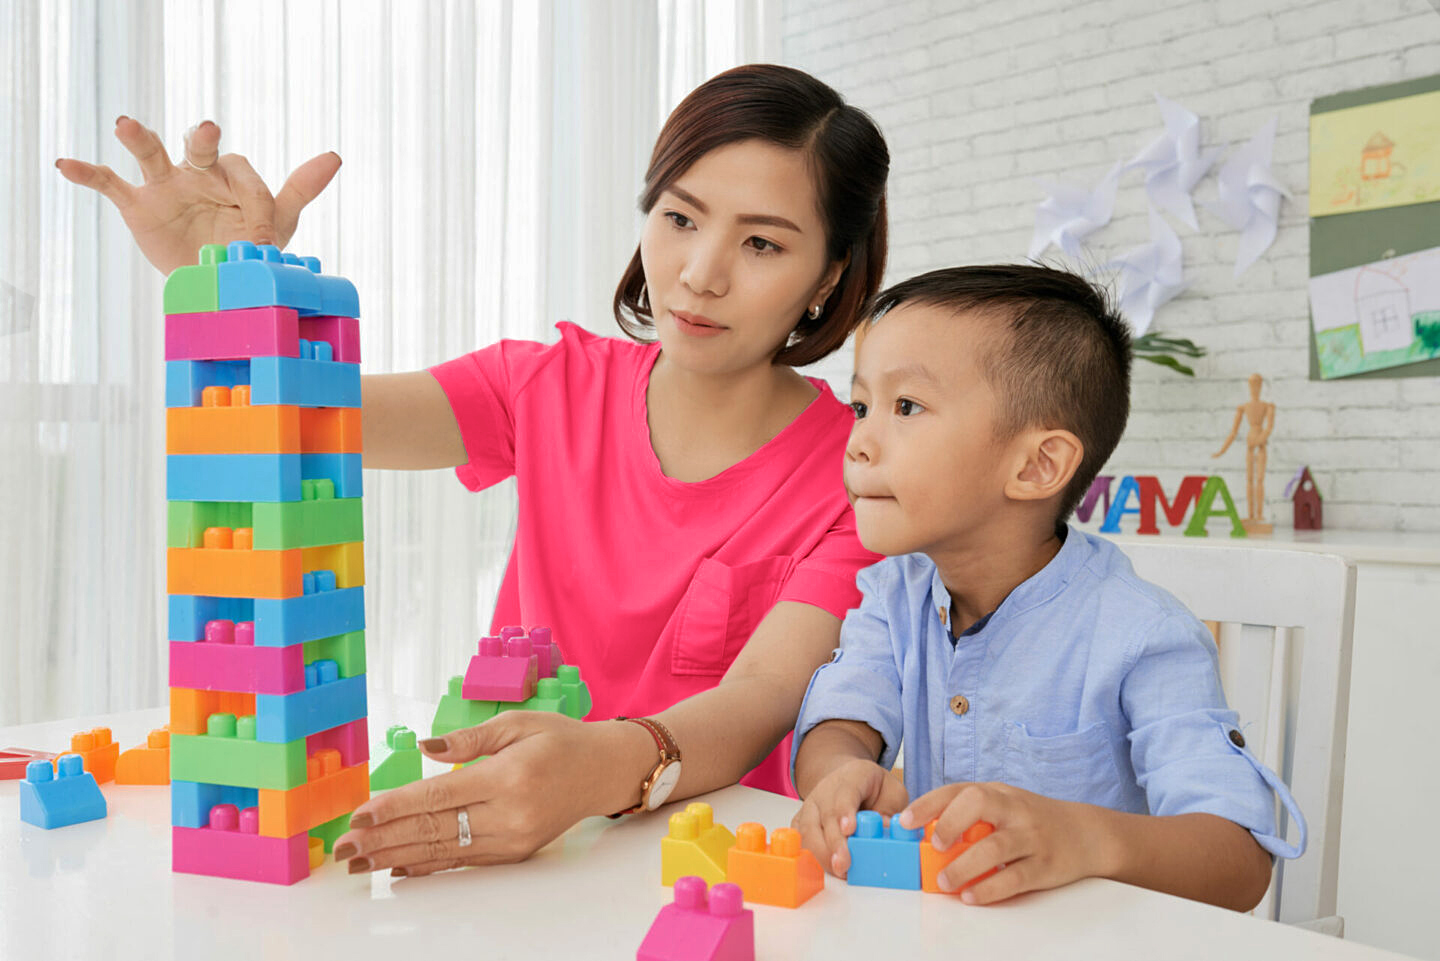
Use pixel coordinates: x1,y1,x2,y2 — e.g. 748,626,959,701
164,242,369,885
432,625,592,739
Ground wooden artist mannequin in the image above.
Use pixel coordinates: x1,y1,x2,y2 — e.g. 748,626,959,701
1212,373,1274,535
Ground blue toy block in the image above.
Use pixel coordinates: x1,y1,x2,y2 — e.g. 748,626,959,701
254,669,367,742
166,357,361,409
167,452,361,503
847,811,921,890
171,779,258,828
217,242,322,314
298,453,363,498
168,588,366,646
19,755,107,829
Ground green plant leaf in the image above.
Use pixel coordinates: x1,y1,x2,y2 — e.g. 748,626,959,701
1136,352,1196,376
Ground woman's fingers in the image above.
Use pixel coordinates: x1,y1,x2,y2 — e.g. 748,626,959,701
113,116,175,183
347,766,494,830
215,153,278,245
274,151,342,244
54,159,137,209
183,120,222,170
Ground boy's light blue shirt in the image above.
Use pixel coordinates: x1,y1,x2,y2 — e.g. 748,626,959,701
792,527,1305,859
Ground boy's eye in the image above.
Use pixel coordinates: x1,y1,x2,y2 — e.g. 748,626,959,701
849,401,868,419
895,398,923,417
665,211,693,229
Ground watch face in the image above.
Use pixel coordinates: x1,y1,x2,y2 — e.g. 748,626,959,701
646,761,683,810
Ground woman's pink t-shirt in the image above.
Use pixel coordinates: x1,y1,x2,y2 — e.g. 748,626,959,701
427,322,879,795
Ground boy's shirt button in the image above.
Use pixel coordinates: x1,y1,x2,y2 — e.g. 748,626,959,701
1228,729,1246,748
949,694,970,716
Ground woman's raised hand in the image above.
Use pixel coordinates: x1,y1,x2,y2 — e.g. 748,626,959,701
55,117,342,275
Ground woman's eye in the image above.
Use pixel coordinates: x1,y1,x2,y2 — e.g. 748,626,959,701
665,211,693,229
896,398,923,417
849,401,868,419
746,236,781,254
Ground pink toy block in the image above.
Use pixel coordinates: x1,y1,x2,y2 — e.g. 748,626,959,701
462,635,538,702
528,627,563,678
637,876,754,961
169,639,306,695
172,803,309,885
165,306,301,361
297,315,361,363
307,717,369,769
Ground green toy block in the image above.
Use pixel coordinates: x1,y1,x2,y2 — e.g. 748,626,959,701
170,713,307,790
556,664,592,720
304,631,366,678
371,725,422,790
1183,476,1248,538
309,811,351,853
163,243,227,314
169,497,363,550
431,676,498,737
497,676,566,716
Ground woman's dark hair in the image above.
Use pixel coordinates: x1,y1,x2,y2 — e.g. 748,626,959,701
612,64,889,367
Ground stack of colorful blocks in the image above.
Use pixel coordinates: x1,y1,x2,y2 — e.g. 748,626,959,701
431,625,592,739
164,242,370,884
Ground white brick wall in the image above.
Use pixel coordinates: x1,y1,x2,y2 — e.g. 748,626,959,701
786,0,1440,532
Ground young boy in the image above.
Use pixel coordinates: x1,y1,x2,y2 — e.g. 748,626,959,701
790,265,1303,912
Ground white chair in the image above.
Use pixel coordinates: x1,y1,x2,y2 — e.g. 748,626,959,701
1114,540,1357,927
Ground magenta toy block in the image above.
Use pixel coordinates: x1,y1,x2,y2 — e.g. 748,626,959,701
169,639,306,695
461,635,538,702
637,877,754,961
164,306,301,361
298,315,361,363
529,627,563,678
307,717,369,769
172,810,310,885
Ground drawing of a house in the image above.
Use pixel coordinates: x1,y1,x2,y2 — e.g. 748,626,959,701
1354,266,1413,353
1361,131,1394,181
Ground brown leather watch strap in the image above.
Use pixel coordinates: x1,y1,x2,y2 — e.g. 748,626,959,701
607,716,681,818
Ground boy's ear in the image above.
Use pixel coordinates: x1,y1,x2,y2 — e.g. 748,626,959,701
1004,429,1084,503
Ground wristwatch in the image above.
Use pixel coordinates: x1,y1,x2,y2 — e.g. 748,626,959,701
608,716,682,818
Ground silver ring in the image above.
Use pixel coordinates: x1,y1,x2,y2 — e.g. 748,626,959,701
456,809,472,847
182,156,214,171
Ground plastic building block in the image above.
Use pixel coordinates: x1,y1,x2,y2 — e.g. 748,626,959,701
556,664,593,720
167,544,303,599
256,748,369,837
662,802,737,887
309,811,351,853
496,626,563,678
637,876,754,961
371,725,422,790
172,806,309,885
169,588,365,646
52,728,119,785
308,835,326,869
462,635,539,702
20,755,107,828
0,747,56,780
167,404,302,455
846,811,921,890
165,305,301,361
725,822,823,908
171,780,259,828
171,637,304,694
169,713,308,790
171,687,257,735
115,728,171,785
166,357,361,409
920,820,998,895
169,496,364,551
163,243,226,314
298,407,363,453
298,315,361,363
167,452,363,502
253,669,367,742
432,676,500,737
307,717,369,769
496,676,566,716
216,241,322,314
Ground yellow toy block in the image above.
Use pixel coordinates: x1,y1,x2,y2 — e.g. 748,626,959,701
661,802,736,886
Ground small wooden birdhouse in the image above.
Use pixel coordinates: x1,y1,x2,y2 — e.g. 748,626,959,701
1361,131,1394,181
1284,466,1323,531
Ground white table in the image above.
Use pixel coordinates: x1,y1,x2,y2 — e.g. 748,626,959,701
0,705,1417,961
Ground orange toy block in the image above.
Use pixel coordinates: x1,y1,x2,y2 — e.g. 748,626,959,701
661,802,737,886
115,728,171,785
52,728,119,785
920,820,998,894
725,823,824,908
256,748,369,838
299,407,363,453
171,688,256,736
167,404,302,455
167,545,304,599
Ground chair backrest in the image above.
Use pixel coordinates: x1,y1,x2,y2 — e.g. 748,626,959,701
1114,540,1357,924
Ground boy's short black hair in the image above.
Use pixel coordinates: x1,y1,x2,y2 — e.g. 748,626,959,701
869,264,1132,533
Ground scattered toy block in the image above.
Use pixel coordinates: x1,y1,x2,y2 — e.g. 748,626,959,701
115,727,171,785
725,822,823,908
846,811,921,890
0,747,56,780
662,802,736,887
163,243,226,314
169,713,308,790
166,356,361,409
172,805,309,885
432,676,500,737
462,634,538,702
52,728,119,784
920,820,998,895
169,588,365,646
256,748,369,837
20,755,107,829
253,668,367,742
371,725,422,790
556,664,593,719
638,876,754,961
165,305,301,361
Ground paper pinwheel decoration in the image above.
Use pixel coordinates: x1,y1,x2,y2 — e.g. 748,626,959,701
1125,94,1221,231
1027,161,1122,260
1207,116,1290,278
1105,205,1187,337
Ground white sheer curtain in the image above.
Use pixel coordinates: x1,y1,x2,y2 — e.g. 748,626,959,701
1,0,774,725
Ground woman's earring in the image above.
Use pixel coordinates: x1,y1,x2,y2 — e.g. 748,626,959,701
808,304,822,320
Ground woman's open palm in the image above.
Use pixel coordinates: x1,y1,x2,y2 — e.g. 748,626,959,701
56,117,341,275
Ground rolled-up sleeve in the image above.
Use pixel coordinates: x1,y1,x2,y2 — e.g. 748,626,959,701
790,563,906,785
1122,614,1306,859
778,509,883,620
